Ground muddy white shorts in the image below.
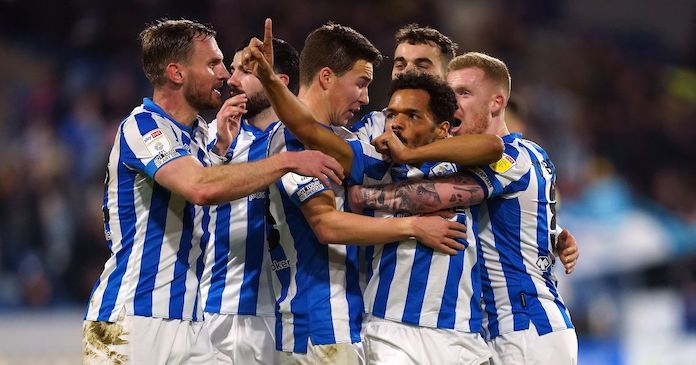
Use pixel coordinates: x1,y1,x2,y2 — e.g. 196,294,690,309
364,316,490,365
204,313,275,365
275,340,364,365
82,312,217,365
487,323,578,365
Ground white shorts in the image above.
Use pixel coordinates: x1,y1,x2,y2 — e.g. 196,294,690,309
205,313,275,365
364,316,491,365
82,312,217,365
487,324,578,365
275,340,364,365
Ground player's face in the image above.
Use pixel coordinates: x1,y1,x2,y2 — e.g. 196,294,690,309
183,36,230,111
227,51,270,118
392,42,445,80
447,67,494,136
384,88,448,148
327,59,373,126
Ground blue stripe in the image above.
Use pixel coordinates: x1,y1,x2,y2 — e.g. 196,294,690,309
344,245,363,342
134,112,159,136
478,205,499,338
168,203,194,319
488,198,533,332
97,138,138,320
401,243,433,324
371,243,398,318
277,183,312,353
522,143,573,331
193,206,211,321
132,182,170,317
96,151,136,321
436,248,464,329
238,135,269,314
205,203,231,313
468,205,483,333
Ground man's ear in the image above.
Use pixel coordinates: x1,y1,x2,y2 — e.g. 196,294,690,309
490,93,506,117
278,73,290,87
165,63,185,85
436,121,451,139
317,67,333,91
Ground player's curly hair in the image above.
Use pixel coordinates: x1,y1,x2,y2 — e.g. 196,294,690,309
140,19,216,86
389,72,457,124
299,22,382,87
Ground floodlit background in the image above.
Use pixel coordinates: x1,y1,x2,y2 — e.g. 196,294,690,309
1,0,695,364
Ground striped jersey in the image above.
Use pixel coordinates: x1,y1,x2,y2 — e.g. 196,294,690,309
350,110,386,144
357,158,484,333
468,133,573,339
85,98,221,322
265,125,387,353
199,120,278,317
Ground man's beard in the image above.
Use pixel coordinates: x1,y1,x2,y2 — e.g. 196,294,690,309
458,108,490,135
232,87,271,120
185,81,222,111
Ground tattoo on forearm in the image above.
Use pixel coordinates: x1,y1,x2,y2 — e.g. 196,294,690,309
358,173,485,214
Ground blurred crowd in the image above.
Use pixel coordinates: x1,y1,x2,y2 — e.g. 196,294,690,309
0,0,695,348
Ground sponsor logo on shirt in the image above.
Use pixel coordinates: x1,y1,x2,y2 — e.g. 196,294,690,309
296,180,325,203
430,162,458,177
153,150,181,167
271,259,291,272
143,128,172,156
489,153,515,173
248,191,266,201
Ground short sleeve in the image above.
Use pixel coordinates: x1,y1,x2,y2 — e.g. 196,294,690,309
346,139,391,187
269,125,329,206
349,111,386,143
120,114,190,178
467,144,532,199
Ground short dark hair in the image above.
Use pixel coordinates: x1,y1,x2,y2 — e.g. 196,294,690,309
395,24,458,64
389,73,457,124
299,22,382,87
139,19,216,86
236,37,300,94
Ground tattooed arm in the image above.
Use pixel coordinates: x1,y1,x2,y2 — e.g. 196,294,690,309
348,173,485,214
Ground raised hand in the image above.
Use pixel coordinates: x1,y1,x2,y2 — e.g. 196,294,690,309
283,150,345,188
372,119,411,163
557,228,579,274
240,18,275,81
213,93,247,154
411,215,467,255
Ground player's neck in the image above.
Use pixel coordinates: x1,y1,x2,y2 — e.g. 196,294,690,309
152,88,198,127
487,116,510,137
298,86,330,126
247,107,278,132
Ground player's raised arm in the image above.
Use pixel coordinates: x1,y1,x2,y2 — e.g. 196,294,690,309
373,120,504,166
242,19,355,174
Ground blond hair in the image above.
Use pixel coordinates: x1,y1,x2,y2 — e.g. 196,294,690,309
448,52,511,97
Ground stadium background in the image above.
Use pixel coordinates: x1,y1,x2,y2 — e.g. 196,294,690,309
1,0,695,363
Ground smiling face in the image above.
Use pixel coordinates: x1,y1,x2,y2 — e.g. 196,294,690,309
182,36,230,111
326,59,373,126
384,88,448,148
447,66,495,136
392,42,446,80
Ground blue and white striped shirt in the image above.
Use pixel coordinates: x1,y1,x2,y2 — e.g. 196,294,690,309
265,125,383,353
350,110,386,144
85,98,219,322
469,133,573,339
199,120,278,317
357,159,484,333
